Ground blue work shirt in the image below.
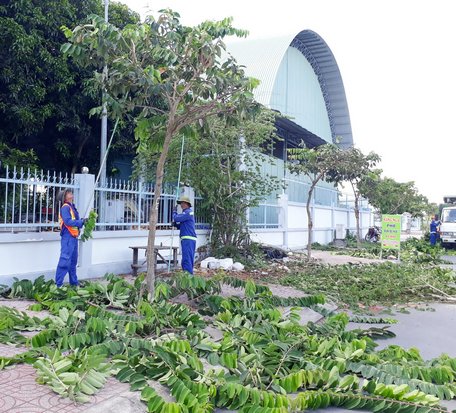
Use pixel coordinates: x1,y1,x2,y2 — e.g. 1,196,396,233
430,219,441,234
172,207,197,240
60,203,83,237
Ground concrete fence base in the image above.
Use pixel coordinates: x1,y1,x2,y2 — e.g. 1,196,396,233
0,229,209,286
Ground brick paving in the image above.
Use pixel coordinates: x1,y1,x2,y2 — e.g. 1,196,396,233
0,298,143,413
0,299,50,319
0,362,141,413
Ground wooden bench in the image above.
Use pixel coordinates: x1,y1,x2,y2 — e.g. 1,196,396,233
129,245,179,276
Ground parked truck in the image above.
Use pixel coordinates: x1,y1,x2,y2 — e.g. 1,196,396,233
439,196,456,248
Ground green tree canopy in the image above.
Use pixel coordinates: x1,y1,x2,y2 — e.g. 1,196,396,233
334,147,381,246
0,0,139,173
358,172,431,217
158,108,282,256
288,143,352,259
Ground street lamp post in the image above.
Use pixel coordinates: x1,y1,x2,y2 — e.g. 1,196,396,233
99,0,109,228
100,0,109,187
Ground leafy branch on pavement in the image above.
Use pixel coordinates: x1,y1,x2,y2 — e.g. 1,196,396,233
0,274,455,412
279,261,456,308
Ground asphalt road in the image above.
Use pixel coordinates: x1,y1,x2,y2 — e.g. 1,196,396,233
313,248,456,413
352,303,456,360
443,253,456,266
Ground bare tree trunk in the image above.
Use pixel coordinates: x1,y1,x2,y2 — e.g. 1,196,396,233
145,129,174,297
349,181,361,248
350,180,361,247
354,195,361,248
71,134,90,175
306,186,314,261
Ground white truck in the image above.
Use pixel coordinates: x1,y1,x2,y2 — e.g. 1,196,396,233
439,196,456,248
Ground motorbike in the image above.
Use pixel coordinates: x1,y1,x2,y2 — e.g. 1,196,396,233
365,226,381,242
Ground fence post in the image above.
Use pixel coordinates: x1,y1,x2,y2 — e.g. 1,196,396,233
74,172,95,279
137,179,142,229
311,191,316,246
278,193,288,248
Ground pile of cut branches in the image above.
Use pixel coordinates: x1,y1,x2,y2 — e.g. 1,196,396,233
280,262,456,308
0,274,455,412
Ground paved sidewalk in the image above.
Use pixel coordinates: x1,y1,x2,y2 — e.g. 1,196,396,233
311,250,383,265
0,299,143,413
0,364,139,413
0,286,328,413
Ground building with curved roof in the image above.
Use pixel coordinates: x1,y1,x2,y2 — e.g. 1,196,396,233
227,29,353,150
227,30,369,246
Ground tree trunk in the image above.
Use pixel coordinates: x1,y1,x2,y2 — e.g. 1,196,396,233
306,187,314,261
71,134,90,175
354,195,361,248
145,129,174,297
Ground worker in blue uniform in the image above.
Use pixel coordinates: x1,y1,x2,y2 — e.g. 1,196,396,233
172,196,196,275
55,189,86,287
429,214,441,246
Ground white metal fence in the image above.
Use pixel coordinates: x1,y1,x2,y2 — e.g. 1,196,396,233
248,153,371,229
0,164,76,232
249,204,281,229
94,180,176,230
94,180,209,230
0,163,369,233
0,165,209,232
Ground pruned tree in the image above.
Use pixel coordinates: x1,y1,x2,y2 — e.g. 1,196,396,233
63,10,258,295
288,143,349,260
334,148,380,247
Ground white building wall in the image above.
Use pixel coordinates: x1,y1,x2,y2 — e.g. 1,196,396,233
250,230,284,247
334,210,349,228
0,233,61,276
0,205,371,285
0,169,374,286
250,204,372,250
287,231,309,248
314,207,332,228
288,204,308,228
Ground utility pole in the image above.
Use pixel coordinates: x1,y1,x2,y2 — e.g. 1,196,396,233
99,0,109,227
100,0,109,186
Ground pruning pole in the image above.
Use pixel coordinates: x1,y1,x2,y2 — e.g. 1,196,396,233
82,117,120,219
168,134,185,272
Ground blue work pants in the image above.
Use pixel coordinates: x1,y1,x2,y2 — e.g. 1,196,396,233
430,232,437,246
55,234,79,287
181,239,196,275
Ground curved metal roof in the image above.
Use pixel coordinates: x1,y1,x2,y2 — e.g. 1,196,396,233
227,30,353,148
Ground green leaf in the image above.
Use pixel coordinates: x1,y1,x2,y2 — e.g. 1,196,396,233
117,366,135,382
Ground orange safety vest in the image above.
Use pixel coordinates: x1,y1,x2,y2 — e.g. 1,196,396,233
59,203,79,237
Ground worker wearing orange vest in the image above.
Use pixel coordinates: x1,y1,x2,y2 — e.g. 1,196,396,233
55,189,86,287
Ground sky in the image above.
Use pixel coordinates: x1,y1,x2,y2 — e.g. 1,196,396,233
122,0,456,204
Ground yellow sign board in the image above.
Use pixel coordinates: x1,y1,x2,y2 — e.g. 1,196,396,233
381,214,401,250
